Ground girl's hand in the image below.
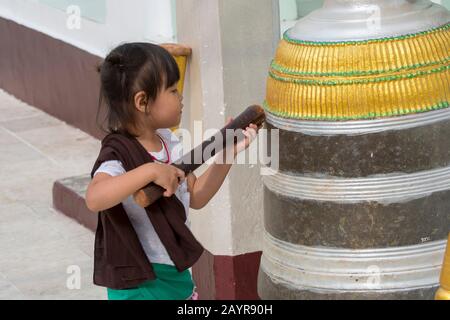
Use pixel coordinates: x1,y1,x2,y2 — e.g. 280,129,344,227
149,163,185,197
226,117,259,157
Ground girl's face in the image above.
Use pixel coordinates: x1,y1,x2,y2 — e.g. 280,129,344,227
140,82,183,130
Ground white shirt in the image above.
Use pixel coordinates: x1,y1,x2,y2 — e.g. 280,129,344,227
94,128,190,266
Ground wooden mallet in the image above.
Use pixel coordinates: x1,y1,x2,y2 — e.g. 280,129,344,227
133,105,266,208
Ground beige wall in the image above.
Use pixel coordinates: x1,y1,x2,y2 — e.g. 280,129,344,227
0,0,176,57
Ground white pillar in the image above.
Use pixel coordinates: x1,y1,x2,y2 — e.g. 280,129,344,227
176,0,279,257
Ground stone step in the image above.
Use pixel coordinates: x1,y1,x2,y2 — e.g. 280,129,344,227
53,175,97,232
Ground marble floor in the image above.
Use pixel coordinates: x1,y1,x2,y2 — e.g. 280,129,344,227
0,89,106,300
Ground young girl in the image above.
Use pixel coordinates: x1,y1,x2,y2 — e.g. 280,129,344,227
85,43,258,300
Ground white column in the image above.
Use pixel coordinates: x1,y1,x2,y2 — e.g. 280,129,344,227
176,0,280,256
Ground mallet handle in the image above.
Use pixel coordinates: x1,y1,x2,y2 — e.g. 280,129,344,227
133,105,266,208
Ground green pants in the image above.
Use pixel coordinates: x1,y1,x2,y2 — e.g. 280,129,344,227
107,264,195,300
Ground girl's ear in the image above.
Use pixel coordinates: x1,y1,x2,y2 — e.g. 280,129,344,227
134,91,148,113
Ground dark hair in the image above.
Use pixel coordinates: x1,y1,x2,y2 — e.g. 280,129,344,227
96,42,180,137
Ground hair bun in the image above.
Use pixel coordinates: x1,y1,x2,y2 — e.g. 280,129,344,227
105,52,125,70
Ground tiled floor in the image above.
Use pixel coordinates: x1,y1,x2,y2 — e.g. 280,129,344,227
0,89,106,300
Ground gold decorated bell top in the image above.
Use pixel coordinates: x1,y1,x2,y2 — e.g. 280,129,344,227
265,0,450,121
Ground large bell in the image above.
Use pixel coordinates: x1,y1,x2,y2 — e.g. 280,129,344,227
259,0,450,299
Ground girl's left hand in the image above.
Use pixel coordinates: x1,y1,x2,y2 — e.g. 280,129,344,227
225,117,259,157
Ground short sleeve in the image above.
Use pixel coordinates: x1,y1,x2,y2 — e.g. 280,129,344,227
93,160,126,177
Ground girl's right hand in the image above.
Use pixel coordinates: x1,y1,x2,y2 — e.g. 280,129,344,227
149,163,185,197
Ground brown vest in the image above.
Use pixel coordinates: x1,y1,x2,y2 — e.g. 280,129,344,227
90,133,204,290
